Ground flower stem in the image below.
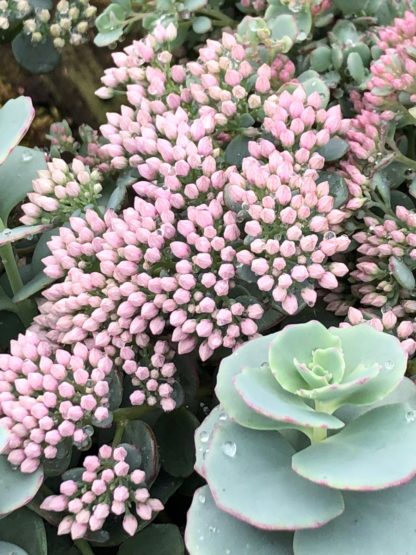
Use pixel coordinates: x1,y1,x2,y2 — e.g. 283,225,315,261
113,404,154,422
0,217,37,327
198,8,234,27
112,419,127,447
74,539,96,555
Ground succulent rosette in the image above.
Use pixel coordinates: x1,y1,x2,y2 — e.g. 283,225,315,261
185,321,416,554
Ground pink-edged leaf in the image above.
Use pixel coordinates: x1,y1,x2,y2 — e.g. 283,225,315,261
294,479,416,554
0,224,52,247
203,419,344,530
233,366,344,430
0,456,43,516
185,486,294,555
292,403,416,491
0,97,35,165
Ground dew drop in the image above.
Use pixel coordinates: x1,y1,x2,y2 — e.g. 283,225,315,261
209,526,217,533
222,441,237,458
2,228,11,237
226,550,231,554
199,430,210,443
198,493,206,504
22,152,32,162
323,231,336,240
219,412,228,421
406,410,416,423
199,535,205,542
384,360,394,370
260,361,269,368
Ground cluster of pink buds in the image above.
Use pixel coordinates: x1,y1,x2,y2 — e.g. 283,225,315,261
350,207,416,307
96,29,295,142
364,11,416,118
41,444,163,539
36,206,178,409
342,305,416,357
21,158,102,226
0,330,112,473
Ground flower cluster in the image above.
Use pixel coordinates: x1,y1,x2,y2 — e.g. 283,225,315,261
364,10,416,118
0,330,112,473
41,444,163,539
21,158,102,226
0,0,30,30
23,0,96,48
342,305,416,356
351,207,416,307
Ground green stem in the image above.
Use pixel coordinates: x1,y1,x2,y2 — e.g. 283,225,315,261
74,539,96,555
309,427,327,444
393,151,416,171
113,419,127,447
0,217,36,327
198,7,234,26
113,404,154,422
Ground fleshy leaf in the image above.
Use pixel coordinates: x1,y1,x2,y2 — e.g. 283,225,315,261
0,98,34,165
0,146,47,223
185,486,293,555
233,366,344,430
294,479,416,554
0,456,43,516
292,404,416,490
118,524,184,555
0,542,28,555
269,321,341,394
216,335,304,431
194,405,224,477
0,508,47,555
204,420,344,530
331,324,407,405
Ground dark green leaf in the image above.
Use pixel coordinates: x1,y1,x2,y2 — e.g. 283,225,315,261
154,408,199,477
118,524,184,555
0,508,46,555
12,33,60,73
317,137,348,161
224,136,251,169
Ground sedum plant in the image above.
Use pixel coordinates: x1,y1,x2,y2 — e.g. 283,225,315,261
185,321,416,554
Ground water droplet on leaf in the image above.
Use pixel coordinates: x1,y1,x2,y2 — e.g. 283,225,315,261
406,410,416,423
222,441,237,458
22,152,33,162
199,430,210,443
198,493,206,504
385,360,394,370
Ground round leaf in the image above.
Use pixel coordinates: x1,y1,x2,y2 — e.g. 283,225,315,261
155,408,199,478
204,420,344,530
216,335,302,431
12,34,60,73
0,542,28,555
0,508,47,555
330,324,407,406
0,98,34,165
292,403,416,490
234,366,345,431
185,486,293,555
0,146,46,223
0,456,43,517
294,478,416,554
192,16,212,34
224,136,251,169
317,137,348,161
118,524,184,555
123,420,159,483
